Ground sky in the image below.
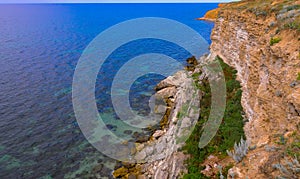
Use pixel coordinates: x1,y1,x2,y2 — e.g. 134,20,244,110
0,0,239,3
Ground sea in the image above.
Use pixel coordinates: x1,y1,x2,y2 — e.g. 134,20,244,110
0,3,216,178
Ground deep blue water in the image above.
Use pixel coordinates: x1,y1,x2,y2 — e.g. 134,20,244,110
0,3,216,178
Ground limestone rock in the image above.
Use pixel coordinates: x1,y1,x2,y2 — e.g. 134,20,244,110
152,130,165,139
210,1,300,178
113,167,128,178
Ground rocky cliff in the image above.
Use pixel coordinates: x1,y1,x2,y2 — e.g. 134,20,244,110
210,0,300,178
113,1,300,178
197,3,225,21
113,62,202,179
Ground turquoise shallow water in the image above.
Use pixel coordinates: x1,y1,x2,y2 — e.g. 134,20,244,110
0,3,216,178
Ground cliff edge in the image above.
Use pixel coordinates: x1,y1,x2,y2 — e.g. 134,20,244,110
210,0,300,178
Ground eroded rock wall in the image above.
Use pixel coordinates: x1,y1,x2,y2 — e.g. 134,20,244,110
210,0,300,178
114,68,202,179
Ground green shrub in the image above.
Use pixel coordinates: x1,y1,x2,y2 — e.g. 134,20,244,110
270,37,281,46
297,73,300,81
286,4,300,11
177,104,189,120
182,56,245,178
287,134,300,159
276,135,287,145
192,72,201,80
284,22,300,31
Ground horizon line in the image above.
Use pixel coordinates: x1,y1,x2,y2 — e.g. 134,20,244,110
0,0,239,4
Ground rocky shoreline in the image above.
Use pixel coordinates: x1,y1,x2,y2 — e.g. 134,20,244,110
196,3,225,22
114,1,300,178
112,53,229,179
112,56,206,179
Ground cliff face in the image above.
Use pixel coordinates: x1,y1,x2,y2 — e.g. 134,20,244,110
113,69,202,179
210,0,300,178
114,1,300,178
197,4,225,21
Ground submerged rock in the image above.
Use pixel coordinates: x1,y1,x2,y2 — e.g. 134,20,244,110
113,68,201,178
113,167,128,178
124,130,133,135
185,56,199,71
105,124,117,131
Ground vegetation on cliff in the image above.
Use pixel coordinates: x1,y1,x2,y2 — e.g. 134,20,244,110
200,0,300,32
197,4,225,21
182,57,245,179
270,37,282,46
194,0,300,178
223,0,300,31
